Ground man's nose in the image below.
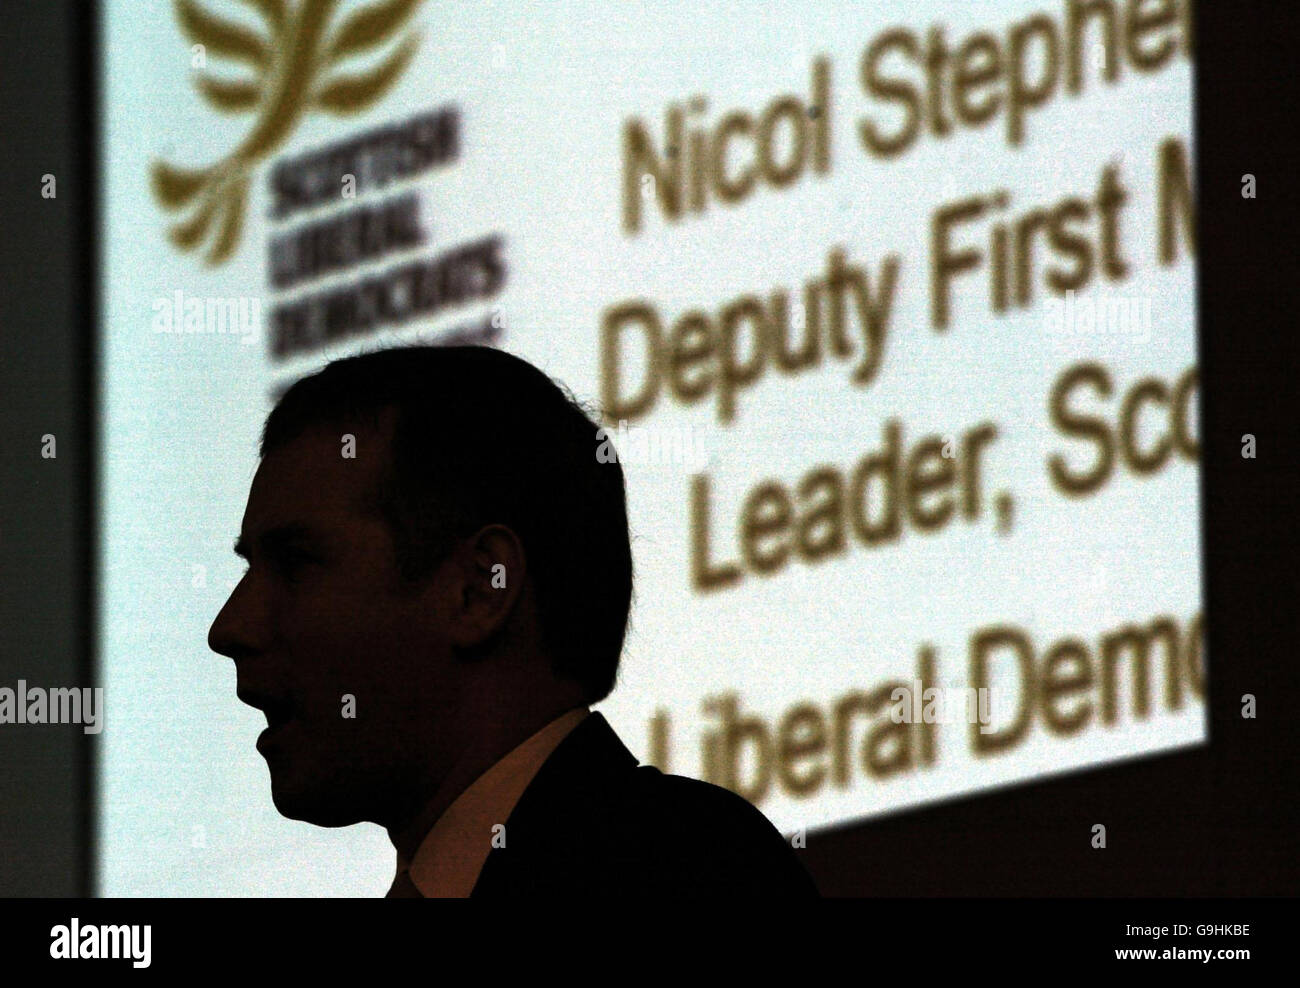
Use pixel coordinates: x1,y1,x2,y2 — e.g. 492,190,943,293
207,575,266,661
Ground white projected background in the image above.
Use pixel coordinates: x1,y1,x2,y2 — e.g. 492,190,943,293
100,0,1201,895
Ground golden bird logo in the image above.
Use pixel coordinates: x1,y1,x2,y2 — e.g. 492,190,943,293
151,0,425,266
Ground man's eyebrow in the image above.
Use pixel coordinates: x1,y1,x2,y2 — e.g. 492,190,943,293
233,523,320,560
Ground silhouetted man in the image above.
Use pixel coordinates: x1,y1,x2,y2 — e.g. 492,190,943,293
208,345,819,897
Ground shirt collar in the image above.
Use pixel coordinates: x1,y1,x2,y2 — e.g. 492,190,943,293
395,706,590,897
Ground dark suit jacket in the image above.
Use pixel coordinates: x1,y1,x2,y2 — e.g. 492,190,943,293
469,712,820,896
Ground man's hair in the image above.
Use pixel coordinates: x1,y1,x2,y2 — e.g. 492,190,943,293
260,344,633,705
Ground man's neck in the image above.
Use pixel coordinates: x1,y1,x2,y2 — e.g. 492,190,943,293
386,701,586,863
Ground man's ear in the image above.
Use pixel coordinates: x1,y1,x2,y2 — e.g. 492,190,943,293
444,524,528,650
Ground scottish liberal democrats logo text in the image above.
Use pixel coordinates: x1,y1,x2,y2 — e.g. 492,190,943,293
151,0,426,265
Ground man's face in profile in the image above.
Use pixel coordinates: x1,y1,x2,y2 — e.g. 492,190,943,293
207,419,461,827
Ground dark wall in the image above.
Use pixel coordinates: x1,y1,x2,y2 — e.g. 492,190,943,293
0,0,95,896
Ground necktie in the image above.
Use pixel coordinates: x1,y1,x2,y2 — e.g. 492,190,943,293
386,868,424,898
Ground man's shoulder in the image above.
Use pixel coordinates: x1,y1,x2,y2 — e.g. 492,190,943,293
621,765,783,832
473,713,820,896
588,765,820,895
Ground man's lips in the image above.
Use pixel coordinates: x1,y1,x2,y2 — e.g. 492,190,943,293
261,701,295,731
238,688,299,754
256,719,296,754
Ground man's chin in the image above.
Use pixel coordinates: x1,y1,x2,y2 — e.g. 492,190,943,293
268,774,366,827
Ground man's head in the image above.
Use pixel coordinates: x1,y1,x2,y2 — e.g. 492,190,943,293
206,345,633,828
